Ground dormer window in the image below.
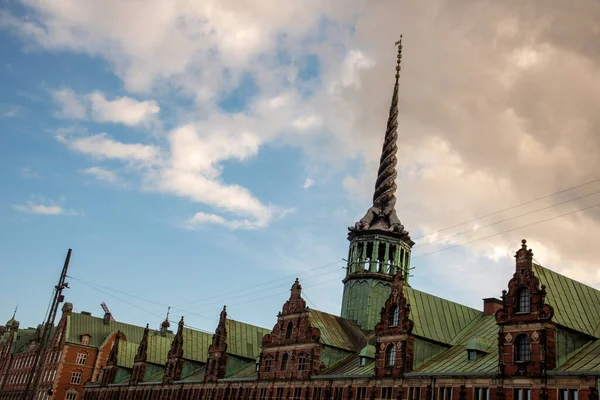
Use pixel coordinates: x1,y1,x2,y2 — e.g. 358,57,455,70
518,288,531,313
467,350,477,361
359,357,366,367
466,337,490,361
80,335,91,346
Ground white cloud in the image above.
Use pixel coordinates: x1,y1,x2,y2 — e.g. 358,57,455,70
51,88,87,119
82,167,119,183
13,201,79,215
292,115,322,131
186,211,267,230
4,0,600,290
50,89,160,126
57,133,161,164
302,178,314,189
89,92,160,126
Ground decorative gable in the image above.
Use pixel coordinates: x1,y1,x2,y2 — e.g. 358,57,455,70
259,279,322,380
130,324,150,385
101,331,121,386
374,272,414,377
205,306,229,383
163,317,185,384
495,240,556,377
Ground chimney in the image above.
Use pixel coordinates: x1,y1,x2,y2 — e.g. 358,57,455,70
483,298,503,316
62,302,73,315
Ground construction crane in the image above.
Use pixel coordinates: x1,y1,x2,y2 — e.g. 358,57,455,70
101,302,116,321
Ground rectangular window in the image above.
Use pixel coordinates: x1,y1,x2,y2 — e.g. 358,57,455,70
514,389,531,400
356,387,367,400
474,388,489,400
276,388,284,400
70,372,83,385
75,353,87,365
560,390,579,400
333,387,343,400
293,388,302,400
259,388,267,400
468,350,477,361
66,392,78,400
409,387,421,400
381,387,394,400
312,387,322,400
440,387,452,400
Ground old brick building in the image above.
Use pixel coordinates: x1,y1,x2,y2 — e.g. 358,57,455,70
3,39,600,400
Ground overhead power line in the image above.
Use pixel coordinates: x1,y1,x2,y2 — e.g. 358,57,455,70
413,188,600,248
412,175,600,241
412,201,600,259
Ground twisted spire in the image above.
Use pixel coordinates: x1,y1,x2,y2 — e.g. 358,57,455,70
349,35,411,241
373,36,402,210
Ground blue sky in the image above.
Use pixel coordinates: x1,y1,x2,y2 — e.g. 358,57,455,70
2,0,600,334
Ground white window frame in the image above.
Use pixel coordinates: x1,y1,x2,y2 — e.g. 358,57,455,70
70,372,83,385
474,388,489,400
440,387,453,400
66,391,78,400
514,388,531,400
75,353,87,365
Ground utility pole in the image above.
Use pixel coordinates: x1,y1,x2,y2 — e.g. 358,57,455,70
22,249,72,400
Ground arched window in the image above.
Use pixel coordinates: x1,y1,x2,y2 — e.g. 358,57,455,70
518,288,531,313
285,321,293,340
391,306,400,327
385,344,396,367
298,354,307,371
263,356,272,373
515,335,531,362
281,353,289,371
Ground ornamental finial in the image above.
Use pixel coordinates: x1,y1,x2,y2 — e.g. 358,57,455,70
394,35,403,84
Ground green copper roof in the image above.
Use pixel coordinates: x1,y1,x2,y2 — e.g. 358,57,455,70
308,310,366,352
534,264,600,338
359,344,376,359
224,361,258,379
466,337,492,353
405,286,481,345
9,328,38,353
556,340,600,373
180,366,206,381
225,319,270,360
412,315,498,375
117,341,138,368
317,355,375,378
110,316,270,368
66,313,146,347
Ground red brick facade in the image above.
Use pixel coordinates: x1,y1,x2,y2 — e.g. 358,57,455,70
496,240,556,377
374,273,414,377
205,307,228,383
258,279,323,380
163,317,185,385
